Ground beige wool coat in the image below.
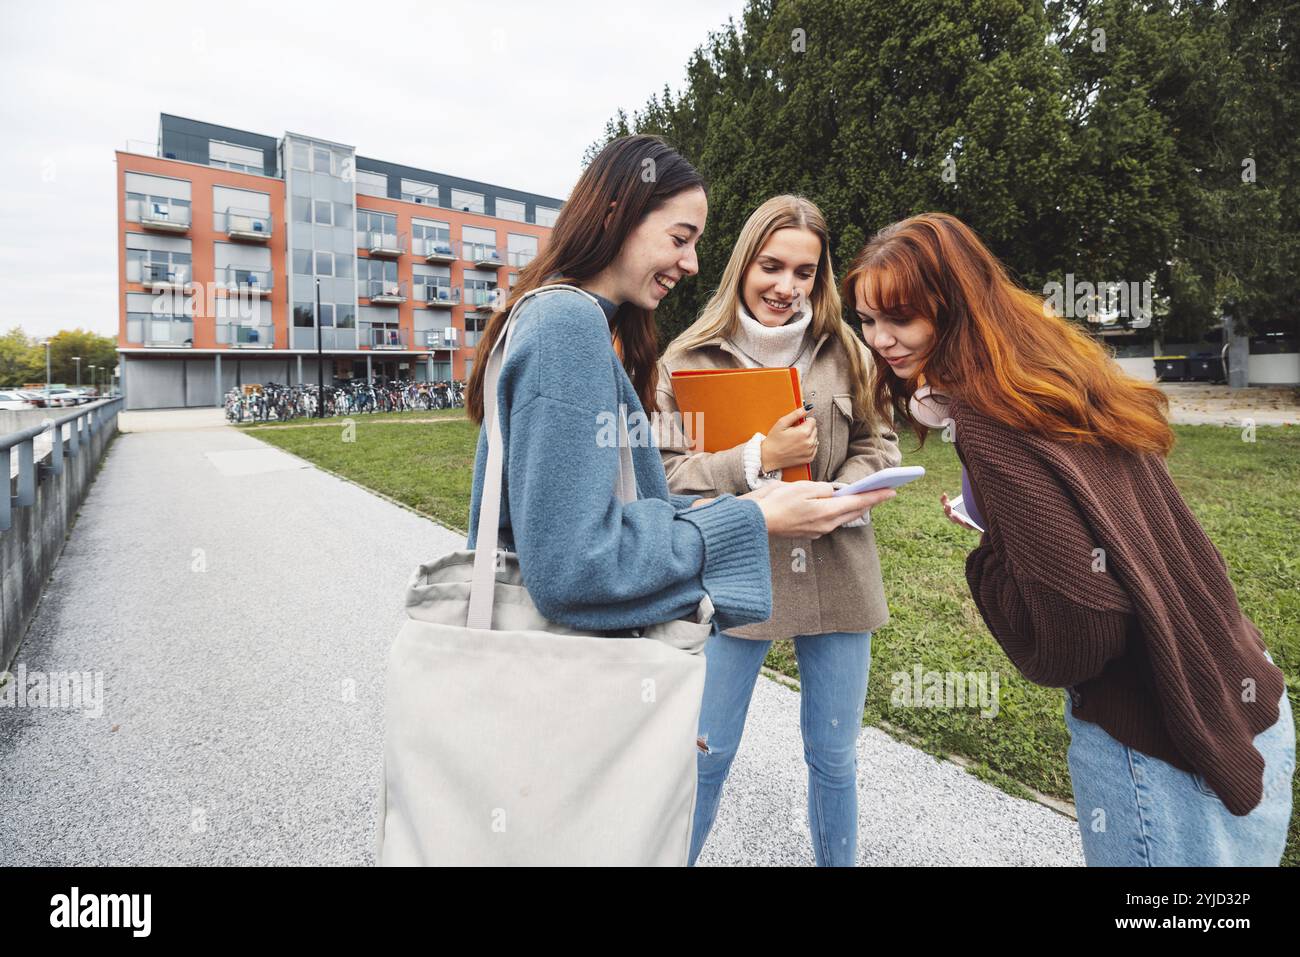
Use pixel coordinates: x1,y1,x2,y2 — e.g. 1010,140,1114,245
654,329,901,640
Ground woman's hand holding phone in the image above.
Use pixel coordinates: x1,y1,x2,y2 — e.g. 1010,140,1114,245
940,492,981,532
746,480,895,538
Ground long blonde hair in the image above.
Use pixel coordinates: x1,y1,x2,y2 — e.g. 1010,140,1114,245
663,194,875,421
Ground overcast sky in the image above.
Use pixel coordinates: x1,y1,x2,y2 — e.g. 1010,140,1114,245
0,0,747,341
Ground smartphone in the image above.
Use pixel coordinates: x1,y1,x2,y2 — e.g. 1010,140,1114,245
947,493,985,532
831,466,926,496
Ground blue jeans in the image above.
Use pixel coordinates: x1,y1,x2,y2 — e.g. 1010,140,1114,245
1064,666,1295,866
688,626,872,867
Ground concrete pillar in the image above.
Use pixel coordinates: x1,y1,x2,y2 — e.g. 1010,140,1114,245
366,353,373,383
214,353,222,406
297,354,304,385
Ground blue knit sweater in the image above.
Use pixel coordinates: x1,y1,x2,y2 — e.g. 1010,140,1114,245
466,285,773,632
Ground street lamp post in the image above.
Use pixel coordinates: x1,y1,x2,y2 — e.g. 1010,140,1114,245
88,365,96,396
73,356,81,389
315,277,324,418
41,339,51,407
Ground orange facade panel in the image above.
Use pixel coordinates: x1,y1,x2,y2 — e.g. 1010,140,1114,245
116,152,287,350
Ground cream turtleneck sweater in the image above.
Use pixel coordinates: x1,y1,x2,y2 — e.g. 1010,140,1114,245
726,300,816,378
726,299,868,527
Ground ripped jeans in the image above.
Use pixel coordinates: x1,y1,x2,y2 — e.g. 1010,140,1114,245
689,626,872,866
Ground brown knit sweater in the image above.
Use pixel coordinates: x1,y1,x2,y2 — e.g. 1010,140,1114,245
949,399,1285,816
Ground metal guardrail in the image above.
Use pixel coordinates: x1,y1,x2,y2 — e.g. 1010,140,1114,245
1,397,124,533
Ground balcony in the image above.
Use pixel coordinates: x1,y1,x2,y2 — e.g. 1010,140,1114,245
362,325,409,350
464,242,503,268
464,287,501,314
422,238,459,263
222,208,273,242
422,284,461,308
360,230,408,258
139,200,191,233
424,327,459,350
216,322,275,348
139,319,195,348
140,262,192,292
220,267,274,297
359,278,409,304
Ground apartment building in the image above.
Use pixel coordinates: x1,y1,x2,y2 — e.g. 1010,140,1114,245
116,114,563,409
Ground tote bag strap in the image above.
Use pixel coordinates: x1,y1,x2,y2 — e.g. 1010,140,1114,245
468,284,637,630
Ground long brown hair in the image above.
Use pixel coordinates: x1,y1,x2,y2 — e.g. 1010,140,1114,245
664,194,877,422
840,212,1173,456
466,135,706,424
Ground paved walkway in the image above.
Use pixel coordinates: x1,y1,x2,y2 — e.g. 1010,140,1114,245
0,410,1083,865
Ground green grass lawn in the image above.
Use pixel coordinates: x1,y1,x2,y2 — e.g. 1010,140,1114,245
246,416,1299,864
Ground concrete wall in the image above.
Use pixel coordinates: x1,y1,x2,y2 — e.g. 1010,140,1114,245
1248,352,1300,385
0,408,61,435
1114,356,1157,381
2,401,121,672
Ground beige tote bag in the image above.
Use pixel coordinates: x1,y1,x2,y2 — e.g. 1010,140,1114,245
375,284,713,866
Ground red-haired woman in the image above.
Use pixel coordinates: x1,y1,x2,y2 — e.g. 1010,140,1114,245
841,212,1295,866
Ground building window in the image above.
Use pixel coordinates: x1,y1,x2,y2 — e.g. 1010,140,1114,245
126,191,192,227
535,205,560,227
412,219,451,256
356,169,388,198
209,140,264,174
126,247,192,285
357,210,397,248
413,265,452,302
401,179,439,205
507,233,538,268
496,197,525,222
314,200,333,226
451,188,485,214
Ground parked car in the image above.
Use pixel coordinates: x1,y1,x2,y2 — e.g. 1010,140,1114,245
0,390,37,410
43,388,81,407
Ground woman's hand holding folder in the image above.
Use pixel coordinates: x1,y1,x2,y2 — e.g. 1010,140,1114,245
760,404,818,473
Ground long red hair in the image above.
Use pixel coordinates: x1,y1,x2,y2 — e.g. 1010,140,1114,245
840,213,1173,456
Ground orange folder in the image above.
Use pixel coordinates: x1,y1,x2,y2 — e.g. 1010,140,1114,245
669,367,812,482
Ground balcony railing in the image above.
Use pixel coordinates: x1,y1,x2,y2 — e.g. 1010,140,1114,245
360,230,408,258
139,319,195,348
359,278,409,304
421,238,459,263
216,322,275,348
220,267,274,296
507,249,537,269
362,325,409,350
420,284,460,308
464,242,503,268
220,208,273,242
424,327,459,350
464,286,502,312
139,262,191,291
139,200,191,232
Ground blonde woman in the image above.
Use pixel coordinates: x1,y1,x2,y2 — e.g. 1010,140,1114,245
655,195,902,866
